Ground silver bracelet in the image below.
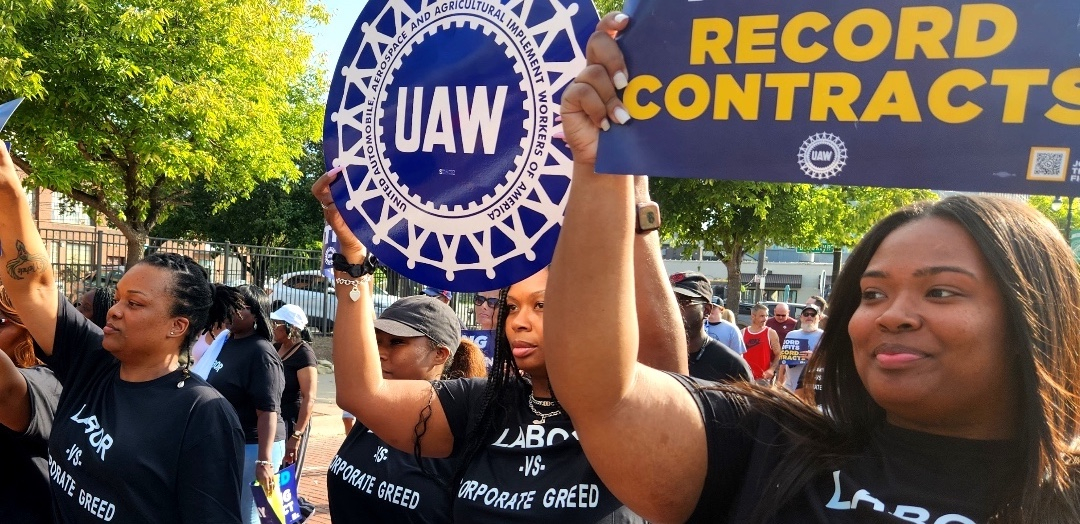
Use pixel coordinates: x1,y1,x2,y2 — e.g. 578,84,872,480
254,460,272,467
335,275,372,302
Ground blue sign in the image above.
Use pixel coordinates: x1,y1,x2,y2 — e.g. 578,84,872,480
462,328,494,365
779,336,809,366
0,98,22,133
324,0,598,292
252,464,301,524
597,1,1080,197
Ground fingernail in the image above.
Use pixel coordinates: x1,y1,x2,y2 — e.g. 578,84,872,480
613,71,628,90
327,166,345,177
614,13,629,24
600,118,611,132
613,107,632,125
552,131,565,141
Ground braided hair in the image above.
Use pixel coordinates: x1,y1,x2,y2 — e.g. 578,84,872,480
136,254,244,382
447,286,529,487
89,286,115,329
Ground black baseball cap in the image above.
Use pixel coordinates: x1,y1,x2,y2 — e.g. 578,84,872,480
373,295,462,351
669,271,712,301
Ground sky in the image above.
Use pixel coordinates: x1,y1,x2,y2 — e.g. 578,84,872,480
309,0,368,86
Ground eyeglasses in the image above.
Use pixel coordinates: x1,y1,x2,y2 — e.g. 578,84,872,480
474,296,499,308
675,296,710,308
801,310,818,317
272,320,288,328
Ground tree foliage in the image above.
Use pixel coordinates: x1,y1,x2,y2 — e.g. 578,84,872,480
652,178,937,308
651,179,821,310
1,0,327,267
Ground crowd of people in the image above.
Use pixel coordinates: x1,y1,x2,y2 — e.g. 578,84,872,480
2,8,1080,524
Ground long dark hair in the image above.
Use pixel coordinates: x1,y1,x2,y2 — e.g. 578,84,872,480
448,285,529,487
730,196,1080,522
235,284,273,342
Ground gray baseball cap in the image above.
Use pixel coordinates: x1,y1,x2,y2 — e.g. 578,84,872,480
373,295,462,351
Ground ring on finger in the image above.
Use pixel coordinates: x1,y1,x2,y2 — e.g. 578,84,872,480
321,201,333,210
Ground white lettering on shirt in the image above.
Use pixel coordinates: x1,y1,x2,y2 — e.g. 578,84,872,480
457,480,536,510
826,470,977,524
328,455,375,494
69,404,114,461
491,424,577,448
377,481,421,509
542,484,600,508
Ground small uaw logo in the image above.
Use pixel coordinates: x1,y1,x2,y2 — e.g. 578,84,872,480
798,132,848,180
323,0,597,291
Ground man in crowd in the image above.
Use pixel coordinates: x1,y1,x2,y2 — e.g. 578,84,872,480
742,303,781,385
777,302,825,392
670,271,751,383
705,297,745,354
766,302,798,345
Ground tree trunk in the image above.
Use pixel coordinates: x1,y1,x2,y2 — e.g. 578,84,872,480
724,243,744,311
124,230,149,269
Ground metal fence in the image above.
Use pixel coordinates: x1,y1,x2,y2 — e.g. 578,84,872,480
41,228,481,332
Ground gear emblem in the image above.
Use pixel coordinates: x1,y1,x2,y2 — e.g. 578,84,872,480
323,0,597,291
798,132,848,180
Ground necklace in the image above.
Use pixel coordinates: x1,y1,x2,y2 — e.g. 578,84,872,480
528,393,562,425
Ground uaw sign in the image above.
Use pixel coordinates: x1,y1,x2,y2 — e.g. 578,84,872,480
597,0,1080,196
324,0,598,291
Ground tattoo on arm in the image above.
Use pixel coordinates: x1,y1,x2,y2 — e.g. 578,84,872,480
5,240,48,281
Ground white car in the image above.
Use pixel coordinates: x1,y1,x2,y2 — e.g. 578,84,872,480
268,270,398,332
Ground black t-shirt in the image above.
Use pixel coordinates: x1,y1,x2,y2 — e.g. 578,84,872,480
326,424,456,523
0,366,61,524
48,298,246,524
672,374,1024,523
206,335,286,443
279,341,317,433
687,338,752,383
437,378,644,523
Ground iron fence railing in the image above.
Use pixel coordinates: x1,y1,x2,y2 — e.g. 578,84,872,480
42,229,481,332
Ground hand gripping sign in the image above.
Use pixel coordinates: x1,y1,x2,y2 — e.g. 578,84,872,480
324,0,598,292
597,0,1080,197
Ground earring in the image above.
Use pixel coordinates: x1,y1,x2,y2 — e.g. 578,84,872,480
170,331,175,336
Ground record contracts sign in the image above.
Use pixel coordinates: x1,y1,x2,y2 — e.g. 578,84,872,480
597,0,1080,196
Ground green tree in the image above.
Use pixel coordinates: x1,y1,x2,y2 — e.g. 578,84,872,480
651,179,822,310
813,186,937,291
2,0,327,267
153,142,326,285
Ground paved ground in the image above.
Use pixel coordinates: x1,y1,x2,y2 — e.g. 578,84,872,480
296,373,346,524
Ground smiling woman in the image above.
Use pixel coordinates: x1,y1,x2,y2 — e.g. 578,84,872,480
543,11,1080,523
0,143,247,523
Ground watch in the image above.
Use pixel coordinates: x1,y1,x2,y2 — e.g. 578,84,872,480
290,430,304,440
635,201,661,234
332,252,380,278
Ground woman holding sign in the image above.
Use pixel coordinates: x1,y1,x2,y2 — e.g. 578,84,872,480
0,144,246,523
544,12,1080,523
326,295,485,522
313,164,685,522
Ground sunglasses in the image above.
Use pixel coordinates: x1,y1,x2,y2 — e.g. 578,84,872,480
801,310,818,317
474,296,499,308
675,295,710,308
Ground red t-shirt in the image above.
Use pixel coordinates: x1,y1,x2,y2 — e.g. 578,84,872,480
766,317,798,345
742,326,774,380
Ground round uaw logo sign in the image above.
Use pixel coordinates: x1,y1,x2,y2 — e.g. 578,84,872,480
323,0,598,291
798,132,848,180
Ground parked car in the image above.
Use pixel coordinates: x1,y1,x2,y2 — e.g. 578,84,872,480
80,266,126,293
268,270,398,332
736,301,806,328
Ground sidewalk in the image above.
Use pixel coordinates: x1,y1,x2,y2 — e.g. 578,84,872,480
296,373,346,524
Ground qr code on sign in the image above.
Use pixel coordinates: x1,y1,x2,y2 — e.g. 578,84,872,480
1027,147,1070,181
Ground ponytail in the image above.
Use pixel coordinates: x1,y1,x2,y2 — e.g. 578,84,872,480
442,338,488,380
